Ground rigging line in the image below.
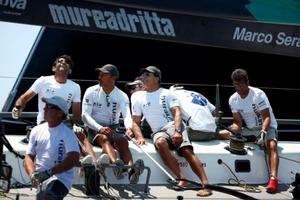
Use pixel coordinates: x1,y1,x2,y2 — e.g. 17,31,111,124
4,76,300,91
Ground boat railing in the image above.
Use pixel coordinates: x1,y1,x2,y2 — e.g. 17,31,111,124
1,112,300,134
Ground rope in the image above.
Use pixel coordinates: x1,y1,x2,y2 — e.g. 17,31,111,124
220,160,261,193
279,156,300,164
229,139,245,152
0,192,14,200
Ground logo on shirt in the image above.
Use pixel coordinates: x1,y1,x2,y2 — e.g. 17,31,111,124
161,95,172,122
56,139,65,164
252,103,262,126
142,102,151,108
46,88,55,95
191,93,207,106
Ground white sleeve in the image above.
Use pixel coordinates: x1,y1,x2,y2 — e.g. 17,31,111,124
131,92,142,116
72,83,81,103
168,90,180,108
229,95,238,113
81,88,102,131
26,126,38,155
207,100,216,113
65,128,80,153
29,76,44,94
120,94,132,129
256,91,269,111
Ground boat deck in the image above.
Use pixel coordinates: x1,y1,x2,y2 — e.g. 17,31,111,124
1,135,299,199
2,183,294,199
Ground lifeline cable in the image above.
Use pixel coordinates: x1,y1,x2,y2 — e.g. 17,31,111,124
218,159,261,193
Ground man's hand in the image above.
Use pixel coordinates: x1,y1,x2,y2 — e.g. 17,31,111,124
100,127,113,137
31,169,52,184
73,124,84,134
12,105,22,119
172,132,183,146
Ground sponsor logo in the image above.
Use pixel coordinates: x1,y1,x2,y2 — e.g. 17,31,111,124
48,4,176,37
233,26,300,48
0,0,26,9
161,95,172,122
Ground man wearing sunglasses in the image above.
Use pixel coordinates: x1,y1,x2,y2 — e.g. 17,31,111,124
82,64,144,184
24,96,80,200
12,54,96,165
131,66,212,197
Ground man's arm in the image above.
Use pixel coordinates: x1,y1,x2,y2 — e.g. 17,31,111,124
170,106,183,145
71,102,81,124
15,89,36,108
132,115,146,145
260,108,271,132
51,151,80,174
24,154,36,178
231,112,244,133
12,89,36,119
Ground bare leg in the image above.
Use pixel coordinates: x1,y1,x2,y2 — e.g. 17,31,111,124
115,137,133,167
155,137,186,186
76,133,96,161
96,135,117,163
179,147,209,184
267,139,279,178
179,147,212,196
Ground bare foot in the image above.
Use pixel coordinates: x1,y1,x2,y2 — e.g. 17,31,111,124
196,189,212,197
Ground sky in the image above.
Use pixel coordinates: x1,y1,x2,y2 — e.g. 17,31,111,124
0,21,41,110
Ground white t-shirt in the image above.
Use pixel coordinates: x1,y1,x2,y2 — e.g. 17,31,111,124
173,90,217,132
82,84,132,131
30,75,81,124
26,122,80,190
229,86,277,129
131,88,179,133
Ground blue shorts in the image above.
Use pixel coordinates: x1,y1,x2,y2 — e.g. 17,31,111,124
37,180,68,200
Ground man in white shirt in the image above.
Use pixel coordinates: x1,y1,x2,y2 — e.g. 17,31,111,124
24,96,80,200
131,66,212,197
221,68,279,193
82,64,144,184
169,85,220,141
11,55,96,163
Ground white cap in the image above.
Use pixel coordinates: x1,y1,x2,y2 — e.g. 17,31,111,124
42,96,68,115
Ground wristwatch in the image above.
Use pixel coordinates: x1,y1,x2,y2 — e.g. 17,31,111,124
14,104,22,110
175,127,183,134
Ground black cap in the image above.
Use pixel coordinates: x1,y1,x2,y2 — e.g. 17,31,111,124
140,66,161,79
95,64,119,79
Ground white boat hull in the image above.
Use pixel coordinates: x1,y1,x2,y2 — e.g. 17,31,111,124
3,135,300,186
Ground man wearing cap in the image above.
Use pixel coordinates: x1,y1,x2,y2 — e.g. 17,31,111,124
24,96,80,200
126,78,152,139
82,64,144,184
11,55,96,164
126,79,145,94
131,66,212,197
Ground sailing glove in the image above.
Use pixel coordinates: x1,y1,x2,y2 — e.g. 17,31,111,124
257,130,267,147
31,169,53,184
12,105,22,119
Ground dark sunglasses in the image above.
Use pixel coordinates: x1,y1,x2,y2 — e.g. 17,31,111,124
45,104,60,110
142,72,156,77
